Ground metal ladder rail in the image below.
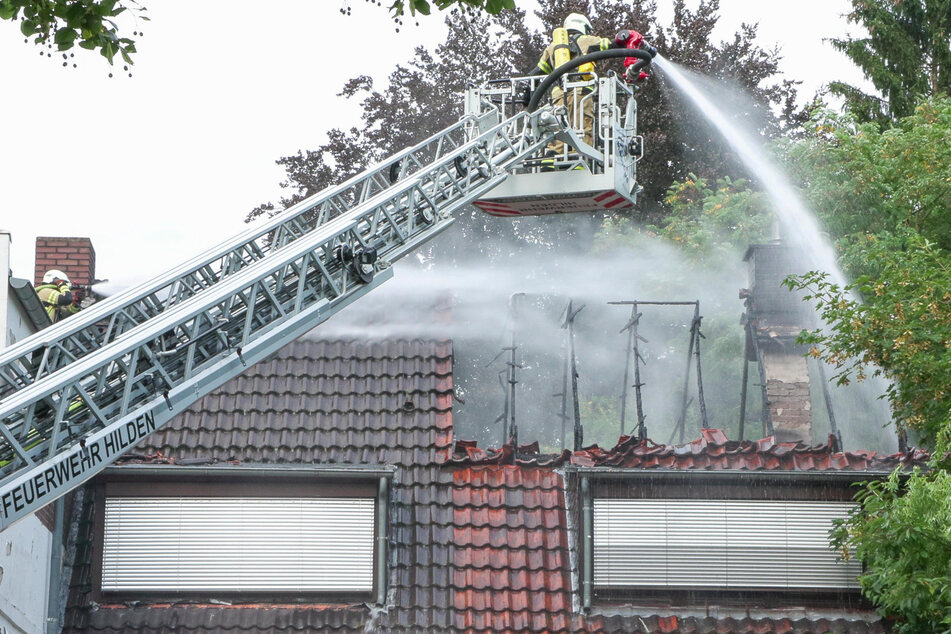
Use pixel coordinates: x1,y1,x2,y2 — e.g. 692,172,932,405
0,112,492,402
0,108,553,529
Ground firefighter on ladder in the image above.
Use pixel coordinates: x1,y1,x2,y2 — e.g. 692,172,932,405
530,13,654,168
35,269,84,323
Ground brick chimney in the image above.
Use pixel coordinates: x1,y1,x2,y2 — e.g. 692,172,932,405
34,237,96,287
742,242,813,444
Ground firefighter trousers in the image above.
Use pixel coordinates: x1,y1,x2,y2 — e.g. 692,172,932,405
549,86,596,155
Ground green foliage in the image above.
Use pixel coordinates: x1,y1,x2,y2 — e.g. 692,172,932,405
778,97,951,445
598,163,778,267
658,174,772,258
578,395,623,449
829,0,951,125
831,462,951,632
2,0,144,65
596,174,772,263
782,96,951,277
390,0,515,18
776,94,951,629
784,235,951,446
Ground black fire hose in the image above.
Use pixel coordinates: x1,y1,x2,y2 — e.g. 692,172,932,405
527,48,655,112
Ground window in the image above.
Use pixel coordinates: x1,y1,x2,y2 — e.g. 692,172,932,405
102,496,374,592
593,499,861,590
93,468,390,598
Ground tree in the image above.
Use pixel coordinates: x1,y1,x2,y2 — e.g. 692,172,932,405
830,460,951,632
829,0,951,125
1,0,144,65
391,0,515,18
249,0,797,226
785,236,951,446
786,250,950,630
782,96,951,279
772,96,951,629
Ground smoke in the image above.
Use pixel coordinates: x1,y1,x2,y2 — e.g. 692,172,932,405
653,56,896,453
313,216,750,449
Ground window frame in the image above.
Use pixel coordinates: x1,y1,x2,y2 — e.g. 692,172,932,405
577,469,878,610
90,465,391,603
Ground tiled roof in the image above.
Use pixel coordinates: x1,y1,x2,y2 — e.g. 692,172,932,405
450,466,572,632
588,614,887,633
63,339,454,634
64,603,370,632
450,427,928,472
62,340,896,633
133,338,454,465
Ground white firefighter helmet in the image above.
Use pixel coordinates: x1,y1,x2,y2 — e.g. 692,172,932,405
564,13,593,35
43,269,70,285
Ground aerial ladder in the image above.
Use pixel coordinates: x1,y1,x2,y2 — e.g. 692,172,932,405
0,42,654,530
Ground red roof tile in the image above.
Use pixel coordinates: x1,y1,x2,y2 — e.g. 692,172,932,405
450,465,572,632
67,338,895,634
450,428,928,472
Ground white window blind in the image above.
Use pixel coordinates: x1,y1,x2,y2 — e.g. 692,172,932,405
102,497,375,592
593,499,861,589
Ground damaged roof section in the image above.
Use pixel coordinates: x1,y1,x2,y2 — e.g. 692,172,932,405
449,427,928,472
62,338,914,633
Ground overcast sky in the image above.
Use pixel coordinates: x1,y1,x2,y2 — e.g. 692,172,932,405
1,0,870,285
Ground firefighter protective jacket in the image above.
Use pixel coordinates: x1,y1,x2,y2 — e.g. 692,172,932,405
35,282,80,323
533,33,613,75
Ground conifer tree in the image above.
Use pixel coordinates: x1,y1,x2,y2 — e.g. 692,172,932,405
829,0,951,124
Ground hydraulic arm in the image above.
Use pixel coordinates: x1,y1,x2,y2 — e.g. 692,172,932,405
0,68,649,529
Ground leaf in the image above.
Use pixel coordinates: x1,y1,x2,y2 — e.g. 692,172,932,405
54,27,77,49
0,2,18,20
410,0,430,15
97,0,118,16
20,18,37,36
101,40,115,62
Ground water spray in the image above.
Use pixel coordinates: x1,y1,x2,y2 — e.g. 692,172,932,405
651,55,895,449
652,55,847,287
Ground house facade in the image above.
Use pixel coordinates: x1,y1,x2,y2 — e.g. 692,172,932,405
1,231,57,634
56,338,925,633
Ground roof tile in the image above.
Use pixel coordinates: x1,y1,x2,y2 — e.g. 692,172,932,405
450,429,928,472
65,339,894,634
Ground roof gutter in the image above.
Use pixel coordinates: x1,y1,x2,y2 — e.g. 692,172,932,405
10,276,51,332
566,467,893,481
103,463,397,479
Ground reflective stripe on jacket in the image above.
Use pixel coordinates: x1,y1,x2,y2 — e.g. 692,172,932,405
36,283,79,322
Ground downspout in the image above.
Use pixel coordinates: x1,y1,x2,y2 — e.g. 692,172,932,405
581,475,593,610
375,476,388,606
46,499,65,634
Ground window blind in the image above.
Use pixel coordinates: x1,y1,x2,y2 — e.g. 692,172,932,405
593,499,861,589
102,497,374,592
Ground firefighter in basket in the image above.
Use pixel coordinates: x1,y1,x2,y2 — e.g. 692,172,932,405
529,13,656,164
